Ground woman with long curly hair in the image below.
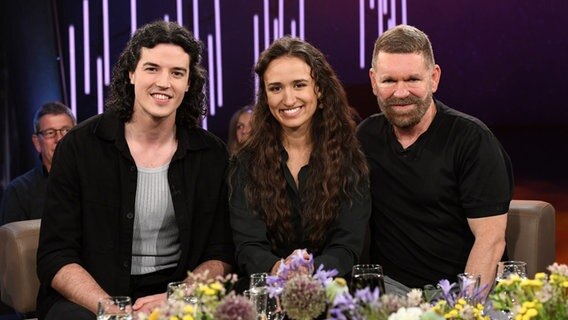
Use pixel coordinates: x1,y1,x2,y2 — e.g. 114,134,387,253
229,36,370,279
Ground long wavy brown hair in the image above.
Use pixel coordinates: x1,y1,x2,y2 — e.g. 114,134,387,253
231,36,368,252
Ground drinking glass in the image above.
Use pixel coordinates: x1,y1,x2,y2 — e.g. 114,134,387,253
457,272,480,304
248,272,284,320
350,264,386,295
249,273,269,319
97,296,132,320
495,261,528,283
167,280,199,305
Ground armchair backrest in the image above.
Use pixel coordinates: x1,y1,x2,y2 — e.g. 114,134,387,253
507,200,556,277
0,219,41,314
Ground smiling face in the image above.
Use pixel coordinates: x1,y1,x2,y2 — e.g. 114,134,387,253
264,56,319,136
369,52,440,129
128,43,190,123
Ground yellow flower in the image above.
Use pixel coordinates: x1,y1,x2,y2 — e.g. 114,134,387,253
445,309,459,318
169,316,180,320
526,309,538,317
521,279,542,289
534,272,546,281
457,298,467,305
182,305,195,314
521,301,536,309
148,309,160,320
209,281,224,291
182,316,194,320
561,280,568,288
197,283,216,296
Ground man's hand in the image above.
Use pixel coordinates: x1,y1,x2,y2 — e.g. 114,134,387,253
132,292,167,315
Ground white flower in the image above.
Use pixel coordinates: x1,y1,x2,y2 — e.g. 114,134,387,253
405,289,423,306
387,306,424,320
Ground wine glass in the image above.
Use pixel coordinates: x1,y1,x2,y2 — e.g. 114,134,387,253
350,264,386,295
97,296,132,320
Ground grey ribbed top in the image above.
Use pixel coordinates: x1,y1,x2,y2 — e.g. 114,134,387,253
131,163,180,275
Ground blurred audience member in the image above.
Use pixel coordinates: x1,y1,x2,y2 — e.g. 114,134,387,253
227,105,253,154
0,101,76,225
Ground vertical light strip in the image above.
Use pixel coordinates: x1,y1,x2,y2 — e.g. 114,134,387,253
278,0,284,37
369,0,375,10
96,58,103,114
201,116,208,130
263,0,269,48
69,26,77,116
273,18,278,40
214,0,223,107
164,14,170,22
359,0,365,69
207,35,216,116
193,0,200,39
102,0,110,85
131,0,137,35
299,0,305,39
253,15,260,96
176,0,183,25
378,0,383,36
401,0,407,24
83,0,91,94
290,20,296,37
388,0,396,28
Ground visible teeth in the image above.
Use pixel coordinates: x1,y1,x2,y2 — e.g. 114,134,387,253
153,93,169,100
282,107,301,113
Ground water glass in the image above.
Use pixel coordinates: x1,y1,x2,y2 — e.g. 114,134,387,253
248,273,269,320
97,296,132,320
457,272,480,304
495,261,528,283
350,264,386,295
167,280,199,305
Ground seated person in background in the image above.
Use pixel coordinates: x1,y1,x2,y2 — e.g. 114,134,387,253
36,21,234,320
357,25,513,294
229,36,371,281
227,105,253,154
0,101,76,225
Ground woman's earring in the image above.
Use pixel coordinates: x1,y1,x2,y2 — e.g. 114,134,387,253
318,103,324,109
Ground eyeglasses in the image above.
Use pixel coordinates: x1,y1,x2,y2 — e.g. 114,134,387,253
36,127,71,139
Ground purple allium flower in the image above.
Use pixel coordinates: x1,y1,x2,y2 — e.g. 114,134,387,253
213,292,258,320
281,274,326,320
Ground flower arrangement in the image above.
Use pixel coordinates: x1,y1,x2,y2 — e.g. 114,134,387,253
490,262,568,320
266,250,339,320
328,276,490,320
136,272,257,320
428,279,488,320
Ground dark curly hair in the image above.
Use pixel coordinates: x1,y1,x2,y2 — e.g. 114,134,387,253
105,20,206,127
233,36,369,252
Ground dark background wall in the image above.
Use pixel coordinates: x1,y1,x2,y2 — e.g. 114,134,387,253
1,0,567,197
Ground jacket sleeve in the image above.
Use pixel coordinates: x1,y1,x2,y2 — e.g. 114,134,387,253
228,159,281,275
194,140,236,268
36,132,84,287
313,180,371,277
